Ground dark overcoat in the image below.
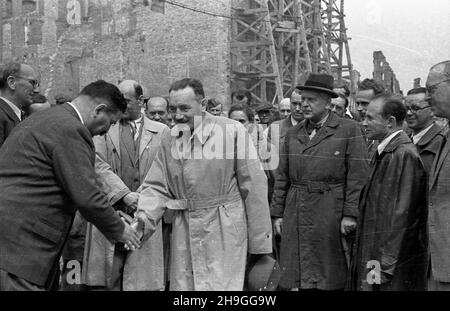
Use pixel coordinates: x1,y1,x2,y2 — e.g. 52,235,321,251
415,123,445,174
351,131,428,291
429,131,450,282
271,112,369,290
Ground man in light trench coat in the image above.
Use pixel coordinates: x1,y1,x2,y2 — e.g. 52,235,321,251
81,80,170,291
133,78,273,291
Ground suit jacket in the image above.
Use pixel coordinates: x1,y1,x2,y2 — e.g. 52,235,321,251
0,104,124,288
0,98,20,148
414,123,445,174
429,130,450,282
82,117,170,290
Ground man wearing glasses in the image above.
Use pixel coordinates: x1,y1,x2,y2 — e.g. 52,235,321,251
405,87,445,174
0,61,39,148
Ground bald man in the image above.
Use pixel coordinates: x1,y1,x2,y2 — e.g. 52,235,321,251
0,62,39,148
146,97,169,125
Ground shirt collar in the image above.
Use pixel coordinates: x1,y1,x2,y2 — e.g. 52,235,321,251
377,130,403,155
0,96,21,121
290,115,298,126
66,102,84,125
412,123,435,145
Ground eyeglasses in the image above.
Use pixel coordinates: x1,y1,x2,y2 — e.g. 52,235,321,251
406,104,431,112
12,75,39,88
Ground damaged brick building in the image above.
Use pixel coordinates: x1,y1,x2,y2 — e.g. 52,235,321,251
0,0,231,103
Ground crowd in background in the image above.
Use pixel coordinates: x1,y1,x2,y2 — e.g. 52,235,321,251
0,59,450,291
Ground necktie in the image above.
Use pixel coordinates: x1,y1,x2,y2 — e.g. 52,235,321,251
130,122,137,140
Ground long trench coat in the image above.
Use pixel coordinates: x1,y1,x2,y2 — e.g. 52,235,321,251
351,132,428,290
271,113,369,290
136,113,273,291
82,117,170,290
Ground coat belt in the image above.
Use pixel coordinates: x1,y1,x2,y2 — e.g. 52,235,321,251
291,181,344,193
166,193,242,211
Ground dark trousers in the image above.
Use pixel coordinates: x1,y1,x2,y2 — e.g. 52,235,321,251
0,268,44,291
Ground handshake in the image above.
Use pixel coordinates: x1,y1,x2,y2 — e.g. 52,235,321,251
117,192,146,252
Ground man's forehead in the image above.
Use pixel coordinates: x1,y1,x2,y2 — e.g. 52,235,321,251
148,98,167,109
20,64,37,78
356,89,375,102
406,93,427,102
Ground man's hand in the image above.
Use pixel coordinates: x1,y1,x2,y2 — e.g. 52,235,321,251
118,220,141,251
273,218,283,237
123,192,139,212
341,216,357,236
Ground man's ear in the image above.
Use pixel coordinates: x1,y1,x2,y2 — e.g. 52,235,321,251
7,76,16,91
387,116,397,129
93,104,108,116
200,98,208,110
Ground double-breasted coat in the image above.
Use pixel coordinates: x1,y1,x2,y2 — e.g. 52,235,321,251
82,116,170,291
136,113,273,291
271,112,369,290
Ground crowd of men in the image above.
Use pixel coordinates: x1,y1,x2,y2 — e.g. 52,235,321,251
0,59,449,291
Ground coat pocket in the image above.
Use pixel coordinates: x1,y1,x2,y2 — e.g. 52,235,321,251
31,220,63,244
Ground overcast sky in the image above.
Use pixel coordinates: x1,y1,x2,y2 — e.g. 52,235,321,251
345,0,450,91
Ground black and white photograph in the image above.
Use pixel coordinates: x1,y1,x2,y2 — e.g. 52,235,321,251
0,0,449,307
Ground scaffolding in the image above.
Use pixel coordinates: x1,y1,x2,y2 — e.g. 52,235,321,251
231,0,354,105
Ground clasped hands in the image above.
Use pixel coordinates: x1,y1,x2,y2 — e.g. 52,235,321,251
118,192,145,251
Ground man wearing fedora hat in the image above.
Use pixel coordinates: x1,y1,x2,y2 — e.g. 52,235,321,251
426,60,450,291
271,73,368,290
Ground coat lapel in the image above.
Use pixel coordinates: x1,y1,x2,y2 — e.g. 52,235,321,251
0,98,20,124
417,123,442,147
430,137,450,188
296,122,309,145
303,113,339,152
139,117,157,159
109,123,121,159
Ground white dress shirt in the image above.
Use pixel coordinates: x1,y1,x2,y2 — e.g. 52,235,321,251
377,130,403,155
412,123,434,145
67,102,84,125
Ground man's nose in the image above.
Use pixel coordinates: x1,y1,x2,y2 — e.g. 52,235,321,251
154,114,161,120
357,104,363,111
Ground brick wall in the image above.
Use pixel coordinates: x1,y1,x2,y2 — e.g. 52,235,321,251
0,0,231,104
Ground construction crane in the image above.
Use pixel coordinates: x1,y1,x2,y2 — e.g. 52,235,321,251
231,0,355,105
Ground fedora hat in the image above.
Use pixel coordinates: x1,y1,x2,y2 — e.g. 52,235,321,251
297,73,339,98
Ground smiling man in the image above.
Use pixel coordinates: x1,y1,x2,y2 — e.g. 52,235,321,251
352,94,428,291
133,78,272,291
0,61,39,148
405,87,445,174
271,73,368,291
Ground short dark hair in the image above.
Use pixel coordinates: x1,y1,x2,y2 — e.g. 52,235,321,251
169,78,205,98
358,78,386,95
0,61,21,90
80,80,127,113
134,84,143,99
376,94,407,125
32,93,47,104
206,98,221,110
228,104,255,122
54,93,72,105
231,90,252,104
407,87,427,96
